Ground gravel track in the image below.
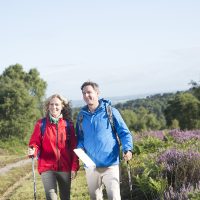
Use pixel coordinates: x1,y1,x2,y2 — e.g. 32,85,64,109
0,158,32,175
0,172,32,200
0,158,35,200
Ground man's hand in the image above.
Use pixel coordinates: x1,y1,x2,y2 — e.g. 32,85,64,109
123,151,132,161
28,147,35,158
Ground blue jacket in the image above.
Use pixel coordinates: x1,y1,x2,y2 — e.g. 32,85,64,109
76,99,133,167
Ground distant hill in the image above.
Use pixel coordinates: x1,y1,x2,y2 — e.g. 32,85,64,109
71,93,151,108
71,99,85,108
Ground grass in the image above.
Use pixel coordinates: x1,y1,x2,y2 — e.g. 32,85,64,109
0,163,32,196
0,138,29,168
9,172,46,200
71,168,90,200
0,147,100,200
0,137,27,155
0,155,28,168
8,166,91,200
0,138,120,199
0,154,118,200
0,151,90,200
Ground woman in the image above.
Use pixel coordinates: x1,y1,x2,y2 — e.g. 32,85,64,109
28,94,79,200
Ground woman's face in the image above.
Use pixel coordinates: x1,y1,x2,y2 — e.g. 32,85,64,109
48,97,63,118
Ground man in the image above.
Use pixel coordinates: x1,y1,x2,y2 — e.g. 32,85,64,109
76,81,133,200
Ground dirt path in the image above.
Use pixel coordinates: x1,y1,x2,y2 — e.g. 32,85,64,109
0,158,32,175
0,172,32,200
0,158,35,200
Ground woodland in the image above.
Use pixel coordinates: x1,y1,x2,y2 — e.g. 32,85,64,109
0,64,200,199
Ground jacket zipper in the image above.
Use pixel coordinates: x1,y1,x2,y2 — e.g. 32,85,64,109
56,124,60,170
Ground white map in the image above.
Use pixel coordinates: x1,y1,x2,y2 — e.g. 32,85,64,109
74,148,96,168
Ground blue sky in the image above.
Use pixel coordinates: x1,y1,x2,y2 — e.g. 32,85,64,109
0,0,200,101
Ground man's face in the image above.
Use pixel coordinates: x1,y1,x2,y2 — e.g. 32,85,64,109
82,85,99,106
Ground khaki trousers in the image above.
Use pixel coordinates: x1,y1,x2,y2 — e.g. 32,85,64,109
85,165,121,200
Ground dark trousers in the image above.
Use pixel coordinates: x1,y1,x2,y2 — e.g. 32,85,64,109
41,170,71,200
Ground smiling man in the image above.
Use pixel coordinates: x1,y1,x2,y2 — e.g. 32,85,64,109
76,81,133,200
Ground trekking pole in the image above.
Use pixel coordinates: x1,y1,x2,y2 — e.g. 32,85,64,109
126,161,133,200
31,156,37,200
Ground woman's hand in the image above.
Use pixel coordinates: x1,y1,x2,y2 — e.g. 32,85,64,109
28,147,35,158
71,171,77,180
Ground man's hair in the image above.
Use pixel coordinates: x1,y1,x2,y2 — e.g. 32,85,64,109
81,81,99,92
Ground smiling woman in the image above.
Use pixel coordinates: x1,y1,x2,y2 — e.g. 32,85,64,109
28,94,79,200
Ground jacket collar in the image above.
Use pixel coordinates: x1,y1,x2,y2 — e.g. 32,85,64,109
81,98,112,115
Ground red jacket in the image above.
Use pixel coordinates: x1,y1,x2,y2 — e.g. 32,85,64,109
29,117,79,174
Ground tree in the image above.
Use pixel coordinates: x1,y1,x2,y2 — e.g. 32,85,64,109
170,119,180,129
120,109,137,130
189,80,200,101
135,107,162,131
0,64,47,139
164,93,200,130
119,106,163,132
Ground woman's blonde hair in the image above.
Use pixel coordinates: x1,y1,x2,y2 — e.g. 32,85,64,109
43,94,72,121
